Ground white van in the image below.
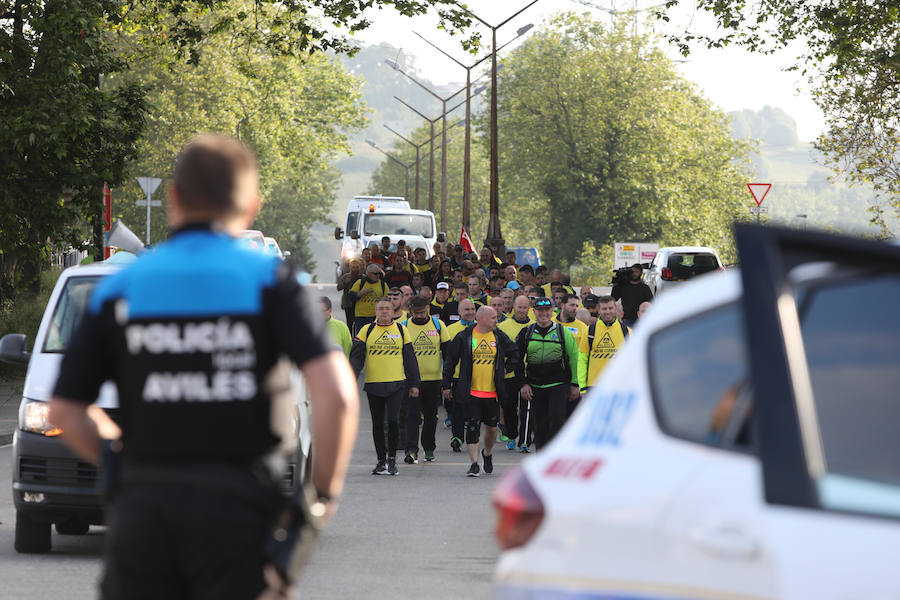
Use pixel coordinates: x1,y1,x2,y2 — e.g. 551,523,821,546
334,196,444,270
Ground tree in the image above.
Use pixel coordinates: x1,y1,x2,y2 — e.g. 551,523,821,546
0,0,146,298
1,0,480,297
660,0,900,235
485,13,752,268
110,23,366,271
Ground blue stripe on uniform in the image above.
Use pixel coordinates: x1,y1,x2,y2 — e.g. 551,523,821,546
89,230,280,317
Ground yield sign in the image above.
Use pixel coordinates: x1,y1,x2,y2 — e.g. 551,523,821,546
137,176,162,197
747,183,771,206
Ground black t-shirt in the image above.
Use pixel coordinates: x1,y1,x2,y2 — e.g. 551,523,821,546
611,282,654,321
53,227,331,463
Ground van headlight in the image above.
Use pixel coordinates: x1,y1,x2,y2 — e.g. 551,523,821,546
19,400,63,436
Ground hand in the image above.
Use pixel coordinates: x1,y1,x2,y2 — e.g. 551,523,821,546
358,288,372,297
568,384,580,401
442,389,453,401
409,387,419,398
520,384,533,401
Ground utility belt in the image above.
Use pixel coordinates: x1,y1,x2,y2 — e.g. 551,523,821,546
103,444,322,586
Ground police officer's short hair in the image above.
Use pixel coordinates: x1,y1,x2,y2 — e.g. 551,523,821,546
174,135,258,217
320,296,332,310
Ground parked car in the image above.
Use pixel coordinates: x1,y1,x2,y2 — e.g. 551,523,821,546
239,229,266,250
264,236,291,259
643,246,724,295
493,225,900,599
1,260,312,553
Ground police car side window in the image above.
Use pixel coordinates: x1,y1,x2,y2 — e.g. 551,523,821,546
799,274,900,500
648,302,753,451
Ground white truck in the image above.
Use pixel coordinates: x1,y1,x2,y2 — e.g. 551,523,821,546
333,196,444,274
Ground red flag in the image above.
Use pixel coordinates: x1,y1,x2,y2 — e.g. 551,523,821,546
459,227,475,254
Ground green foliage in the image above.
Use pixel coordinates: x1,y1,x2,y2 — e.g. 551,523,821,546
660,0,900,236
0,267,60,381
0,0,147,299
109,17,367,270
569,241,614,289
483,13,752,268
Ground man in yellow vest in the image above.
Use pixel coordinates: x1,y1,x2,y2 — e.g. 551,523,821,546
348,263,389,334
497,295,533,451
581,295,631,390
349,298,420,476
442,306,519,477
402,296,450,463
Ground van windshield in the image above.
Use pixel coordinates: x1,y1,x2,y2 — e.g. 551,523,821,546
363,214,433,238
43,276,101,353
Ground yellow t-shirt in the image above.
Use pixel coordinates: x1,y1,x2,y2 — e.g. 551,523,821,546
446,320,471,379
356,322,411,383
411,262,431,274
541,283,576,297
393,310,408,323
471,330,498,396
403,317,450,381
498,317,532,379
587,320,629,386
350,279,388,318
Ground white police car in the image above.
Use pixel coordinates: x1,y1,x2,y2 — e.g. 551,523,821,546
493,225,900,599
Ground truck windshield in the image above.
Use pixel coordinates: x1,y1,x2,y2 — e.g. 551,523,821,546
363,214,433,238
43,276,101,353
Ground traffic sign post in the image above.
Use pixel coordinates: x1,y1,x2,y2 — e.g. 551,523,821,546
747,183,771,224
103,183,112,259
137,177,162,244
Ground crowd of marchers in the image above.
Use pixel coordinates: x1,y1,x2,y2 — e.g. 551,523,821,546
328,237,654,477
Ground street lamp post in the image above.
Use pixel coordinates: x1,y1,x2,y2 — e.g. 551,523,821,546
414,24,533,232
385,59,466,232
463,0,541,257
393,96,441,215
384,118,468,210
366,139,412,201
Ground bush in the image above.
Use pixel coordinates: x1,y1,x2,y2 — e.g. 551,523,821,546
0,268,62,381
569,241,614,289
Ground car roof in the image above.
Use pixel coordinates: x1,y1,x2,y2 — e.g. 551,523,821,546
657,246,720,254
59,262,125,278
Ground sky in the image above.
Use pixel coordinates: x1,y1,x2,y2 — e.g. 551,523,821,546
349,0,825,143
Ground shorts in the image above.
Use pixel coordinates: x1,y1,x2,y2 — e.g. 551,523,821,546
464,394,500,428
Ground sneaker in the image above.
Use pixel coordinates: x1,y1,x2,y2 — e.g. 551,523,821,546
482,449,493,474
466,462,480,477
372,460,388,475
424,453,435,462
518,445,531,454
450,437,462,453
387,458,399,475
506,440,516,451
404,452,418,465
499,431,510,443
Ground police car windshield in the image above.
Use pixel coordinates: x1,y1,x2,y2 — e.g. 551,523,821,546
363,214,433,238
43,276,101,353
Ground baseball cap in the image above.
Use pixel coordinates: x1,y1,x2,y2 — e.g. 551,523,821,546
583,294,599,308
534,298,552,309
506,281,520,290
435,282,450,290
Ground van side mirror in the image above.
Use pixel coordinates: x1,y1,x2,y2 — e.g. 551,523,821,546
437,232,446,243
283,251,291,257
350,230,360,240
333,227,343,240
0,334,30,365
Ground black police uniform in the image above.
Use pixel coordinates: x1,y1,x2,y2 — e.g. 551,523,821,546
53,224,331,599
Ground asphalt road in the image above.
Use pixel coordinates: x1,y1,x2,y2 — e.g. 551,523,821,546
0,283,522,599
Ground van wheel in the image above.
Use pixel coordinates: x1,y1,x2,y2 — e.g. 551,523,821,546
56,518,90,535
15,511,51,554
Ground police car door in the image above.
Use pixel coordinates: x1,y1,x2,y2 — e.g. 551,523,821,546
737,224,900,600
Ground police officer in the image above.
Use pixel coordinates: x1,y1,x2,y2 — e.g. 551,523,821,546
48,135,360,598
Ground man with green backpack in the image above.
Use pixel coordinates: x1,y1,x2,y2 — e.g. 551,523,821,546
514,297,584,451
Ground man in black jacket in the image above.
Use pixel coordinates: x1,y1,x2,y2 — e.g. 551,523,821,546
611,264,653,327
442,306,519,477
